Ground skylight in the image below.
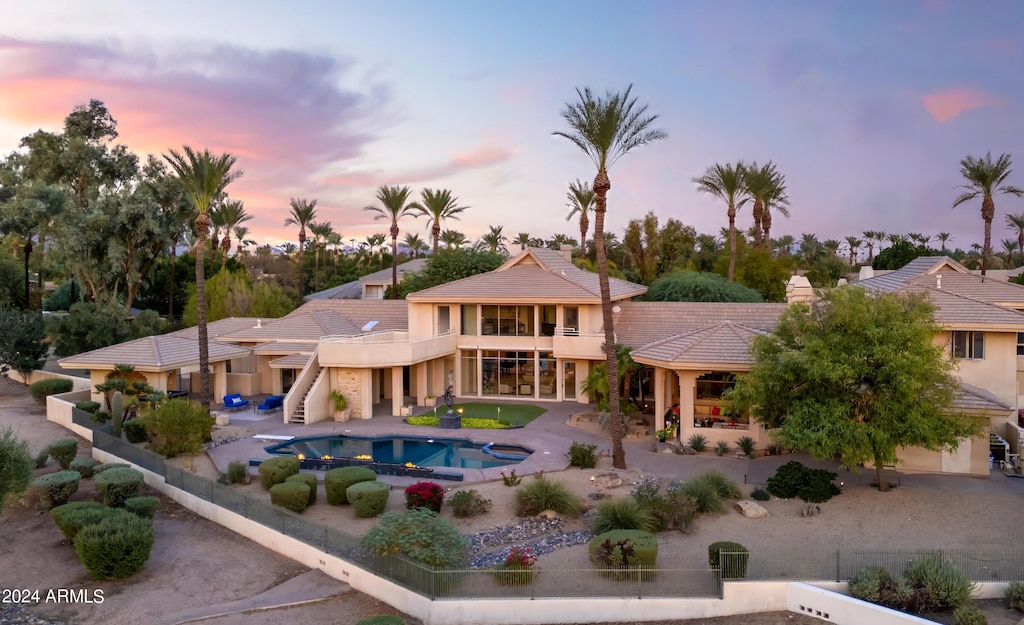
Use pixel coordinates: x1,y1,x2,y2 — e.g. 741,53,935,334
362,320,379,332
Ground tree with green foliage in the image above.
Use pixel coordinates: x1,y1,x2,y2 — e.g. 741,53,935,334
953,152,1023,276
48,302,165,357
693,162,747,281
872,240,939,271
0,426,33,515
399,248,505,296
414,188,467,255
733,247,792,302
365,186,419,299
565,179,595,254
726,287,979,491
182,268,294,325
646,271,763,303
0,308,47,377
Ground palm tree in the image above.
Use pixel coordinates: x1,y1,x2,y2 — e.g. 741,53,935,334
326,231,343,272
907,233,930,247
279,242,298,257
773,234,795,258
799,233,823,267
309,221,333,290
366,233,387,269
743,161,788,249
514,232,533,251
163,146,241,409
1006,213,1024,267
1001,238,1018,266
403,232,427,258
439,229,467,249
844,236,862,266
760,183,790,246
218,199,251,260
233,226,255,257
693,162,748,281
953,152,1024,276
936,232,953,253
554,84,666,470
208,203,225,259
414,188,467,255
862,230,886,263
284,198,318,297
565,179,595,254
480,225,508,254
547,233,576,250
364,185,418,298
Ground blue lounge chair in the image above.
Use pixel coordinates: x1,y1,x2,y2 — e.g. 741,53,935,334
223,393,250,411
257,395,284,414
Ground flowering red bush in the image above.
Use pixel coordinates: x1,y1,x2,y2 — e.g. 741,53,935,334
404,481,445,512
494,546,537,585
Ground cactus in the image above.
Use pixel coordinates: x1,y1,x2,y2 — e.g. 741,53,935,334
112,391,124,439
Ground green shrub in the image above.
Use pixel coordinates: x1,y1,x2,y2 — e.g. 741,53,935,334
687,433,708,452
693,470,741,499
708,541,749,579
589,529,658,579
226,460,248,484
640,483,699,532
75,401,101,414
347,480,391,517
448,489,492,517
404,481,444,512
1007,580,1024,612
92,410,111,424
766,461,841,503
362,507,467,568
93,462,130,474
714,440,729,456
69,458,98,479
34,448,49,469
737,436,756,457
29,378,73,403
74,509,154,580
93,466,144,507
850,566,911,609
0,427,34,515
324,466,377,505
567,441,598,468
50,501,111,542
750,487,770,501
356,616,406,625
904,552,975,612
591,497,659,535
270,482,310,514
46,438,78,470
285,473,318,506
143,399,215,458
514,477,581,517
953,604,987,625
679,478,725,514
124,496,158,519
33,470,81,508
123,420,148,444
258,456,300,490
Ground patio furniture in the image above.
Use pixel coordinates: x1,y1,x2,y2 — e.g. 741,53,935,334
257,395,284,414
222,393,250,411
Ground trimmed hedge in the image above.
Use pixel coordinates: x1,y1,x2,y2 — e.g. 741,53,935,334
325,466,377,505
34,448,49,469
69,458,99,479
33,471,81,508
124,496,159,519
270,482,310,513
50,501,110,542
29,378,73,404
123,420,148,444
94,466,144,507
356,617,406,625
75,401,101,414
285,473,318,506
46,438,78,470
347,480,391,517
74,509,154,580
708,541,749,579
258,456,300,490
93,462,130,474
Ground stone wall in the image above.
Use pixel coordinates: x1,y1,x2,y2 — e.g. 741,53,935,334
332,368,364,419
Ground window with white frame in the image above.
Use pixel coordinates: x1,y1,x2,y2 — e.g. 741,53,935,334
951,330,984,360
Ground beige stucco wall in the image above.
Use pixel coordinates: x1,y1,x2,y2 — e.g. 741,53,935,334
407,302,432,339
941,330,1017,408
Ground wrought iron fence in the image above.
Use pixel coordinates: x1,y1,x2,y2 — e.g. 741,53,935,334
93,428,166,476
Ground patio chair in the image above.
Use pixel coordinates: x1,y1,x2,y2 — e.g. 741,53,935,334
257,395,284,414
222,393,250,411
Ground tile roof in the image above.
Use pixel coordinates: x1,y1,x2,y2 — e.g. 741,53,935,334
359,258,428,285
631,322,768,367
905,286,1024,328
269,353,313,369
407,247,646,303
304,280,362,301
58,334,250,371
251,341,316,354
168,317,262,340
217,299,409,342
856,256,968,293
906,273,1024,307
614,301,788,349
955,381,1012,412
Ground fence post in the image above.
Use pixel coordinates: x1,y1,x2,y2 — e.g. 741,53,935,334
835,549,840,582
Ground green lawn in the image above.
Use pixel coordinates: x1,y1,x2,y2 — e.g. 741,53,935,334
426,402,546,427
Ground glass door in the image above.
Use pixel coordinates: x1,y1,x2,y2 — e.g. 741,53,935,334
563,362,576,400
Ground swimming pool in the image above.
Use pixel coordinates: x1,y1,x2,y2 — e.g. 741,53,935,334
263,434,532,470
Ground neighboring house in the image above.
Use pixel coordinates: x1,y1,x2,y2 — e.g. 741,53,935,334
304,258,429,301
58,251,1024,477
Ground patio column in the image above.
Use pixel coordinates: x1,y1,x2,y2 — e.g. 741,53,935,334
214,362,228,402
391,366,403,417
415,362,428,405
654,367,666,432
679,371,697,435
358,369,373,419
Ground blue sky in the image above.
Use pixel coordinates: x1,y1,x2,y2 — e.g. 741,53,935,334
1,0,1023,254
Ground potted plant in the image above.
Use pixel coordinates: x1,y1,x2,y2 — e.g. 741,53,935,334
423,395,437,408
330,390,350,422
655,422,677,442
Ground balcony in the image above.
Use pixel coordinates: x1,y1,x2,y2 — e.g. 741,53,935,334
551,327,606,359
318,331,457,367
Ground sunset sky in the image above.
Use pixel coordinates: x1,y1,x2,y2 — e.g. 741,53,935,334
2,0,1023,253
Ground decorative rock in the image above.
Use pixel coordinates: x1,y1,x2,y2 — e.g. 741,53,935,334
536,509,558,519
734,500,770,518
801,503,822,517
593,472,623,489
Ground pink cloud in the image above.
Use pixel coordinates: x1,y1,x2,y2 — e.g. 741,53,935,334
921,86,994,123
322,141,514,190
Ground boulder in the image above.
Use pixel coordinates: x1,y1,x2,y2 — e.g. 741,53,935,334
593,472,623,490
536,509,559,519
734,500,769,518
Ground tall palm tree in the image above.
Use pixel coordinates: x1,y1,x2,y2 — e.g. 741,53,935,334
760,183,790,246
799,233,823,267
844,236,862,266
414,188,467,255
366,233,387,269
309,221,333,290
953,152,1024,276
547,233,576,249
936,232,953,253
480,225,508,254
279,242,298,257
1001,239,1018,266
514,232,532,251
403,232,427,258
743,161,788,249
284,198,318,297
218,199,251,260
364,185,418,298
693,162,748,281
907,232,930,247
233,225,255,257
862,230,886,263
163,146,241,409
1005,213,1024,267
326,231,343,272
565,179,595,254
439,229,467,249
555,84,666,470
773,234,795,258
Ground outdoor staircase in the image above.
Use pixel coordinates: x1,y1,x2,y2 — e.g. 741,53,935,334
288,367,324,424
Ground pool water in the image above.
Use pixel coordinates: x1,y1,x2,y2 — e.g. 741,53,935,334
264,435,532,470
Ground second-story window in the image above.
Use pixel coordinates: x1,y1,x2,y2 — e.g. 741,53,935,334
951,330,984,360
1017,332,1024,356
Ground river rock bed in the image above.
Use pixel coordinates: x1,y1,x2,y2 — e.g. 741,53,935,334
466,517,592,568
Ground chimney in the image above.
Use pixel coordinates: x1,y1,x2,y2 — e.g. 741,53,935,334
255,319,262,328
858,265,874,281
558,244,574,262
936,274,941,289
